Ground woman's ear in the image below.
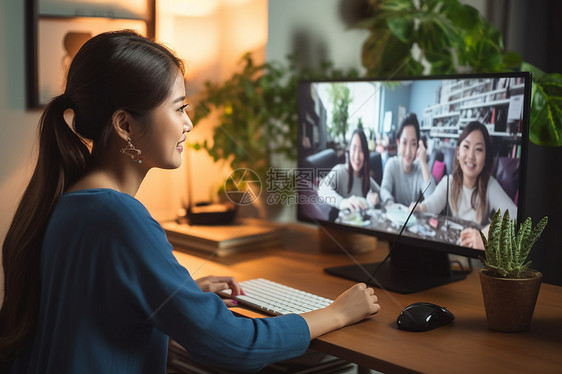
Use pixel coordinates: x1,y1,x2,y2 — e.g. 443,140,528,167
112,109,132,142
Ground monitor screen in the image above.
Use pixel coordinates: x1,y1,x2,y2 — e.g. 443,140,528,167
296,72,531,293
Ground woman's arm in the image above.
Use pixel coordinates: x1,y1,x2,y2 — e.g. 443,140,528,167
416,176,448,214
195,275,244,307
459,228,484,249
301,283,380,339
195,278,381,340
416,162,436,198
366,177,381,207
318,165,370,212
317,166,345,208
380,157,397,206
417,139,432,183
104,196,311,372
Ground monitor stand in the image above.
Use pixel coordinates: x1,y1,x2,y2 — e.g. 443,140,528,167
324,244,468,294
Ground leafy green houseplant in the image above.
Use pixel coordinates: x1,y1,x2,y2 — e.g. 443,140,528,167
326,83,353,143
191,53,298,187
478,209,548,332
522,63,562,146
191,53,358,209
356,0,562,146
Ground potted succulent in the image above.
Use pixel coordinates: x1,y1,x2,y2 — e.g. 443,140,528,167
478,210,548,332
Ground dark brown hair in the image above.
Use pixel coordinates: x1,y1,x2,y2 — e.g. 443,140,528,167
0,30,184,365
347,128,371,196
396,112,420,142
450,121,494,224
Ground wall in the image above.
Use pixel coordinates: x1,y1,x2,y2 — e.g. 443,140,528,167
0,0,40,249
266,0,368,73
138,0,269,219
409,80,441,125
487,0,561,74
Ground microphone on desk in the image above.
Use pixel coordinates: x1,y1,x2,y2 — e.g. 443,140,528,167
367,182,432,285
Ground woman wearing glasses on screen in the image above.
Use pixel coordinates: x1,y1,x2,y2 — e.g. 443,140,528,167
0,31,380,373
412,121,517,249
318,128,381,214
380,113,436,208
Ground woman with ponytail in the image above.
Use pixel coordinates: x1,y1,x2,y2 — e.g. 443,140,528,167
0,30,379,373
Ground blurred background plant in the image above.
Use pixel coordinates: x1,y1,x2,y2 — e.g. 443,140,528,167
191,52,359,196
356,0,562,146
327,83,353,143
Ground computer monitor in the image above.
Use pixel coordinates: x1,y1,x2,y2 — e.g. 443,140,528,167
296,72,531,294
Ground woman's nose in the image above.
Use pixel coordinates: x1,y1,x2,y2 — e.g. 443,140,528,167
184,114,193,132
406,146,413,156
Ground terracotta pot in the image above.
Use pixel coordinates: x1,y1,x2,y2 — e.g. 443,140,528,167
479,269,543,332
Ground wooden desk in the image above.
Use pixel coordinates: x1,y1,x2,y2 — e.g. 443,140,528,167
172,223,562,373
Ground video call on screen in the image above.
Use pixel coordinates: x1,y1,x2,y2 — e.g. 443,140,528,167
297,74,529,250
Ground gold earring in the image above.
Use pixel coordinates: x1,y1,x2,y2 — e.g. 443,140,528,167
120,137,143,164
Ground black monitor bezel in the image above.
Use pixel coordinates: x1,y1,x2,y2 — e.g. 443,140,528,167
296,71,532,260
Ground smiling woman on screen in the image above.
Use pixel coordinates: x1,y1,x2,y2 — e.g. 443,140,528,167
413,121,517,249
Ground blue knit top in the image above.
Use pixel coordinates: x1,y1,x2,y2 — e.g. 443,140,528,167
13,189,309,373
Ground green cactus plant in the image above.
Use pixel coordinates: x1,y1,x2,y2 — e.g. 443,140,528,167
479,210,548,279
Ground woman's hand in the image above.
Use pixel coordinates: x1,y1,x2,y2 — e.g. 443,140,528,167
329,283,380,327
195,275,244,307
459,228,484,250
409,202,426,213
300,283,380,340
417,139,428,166
366,191,380,207
339,196,367,212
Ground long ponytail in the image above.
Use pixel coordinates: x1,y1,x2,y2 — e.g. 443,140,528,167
0,94,90,364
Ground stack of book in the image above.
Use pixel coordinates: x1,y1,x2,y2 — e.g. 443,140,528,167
161,218,286,257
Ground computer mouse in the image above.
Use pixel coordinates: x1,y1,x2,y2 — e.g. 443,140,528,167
396,302,455,332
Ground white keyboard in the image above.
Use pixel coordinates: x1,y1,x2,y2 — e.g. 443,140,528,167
219,278,333,315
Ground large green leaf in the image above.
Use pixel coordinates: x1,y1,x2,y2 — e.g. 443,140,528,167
387,16,414,43
416,15,456,53
502,51,523,70
469,39,504,73
441,2,480,30
381,0,416,12
425,50,456,75
523,63,562,146
362,29,412,77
